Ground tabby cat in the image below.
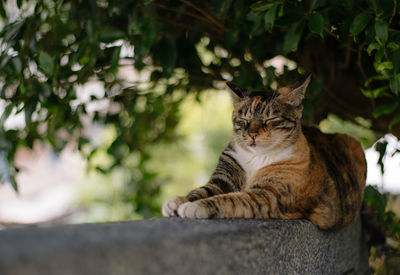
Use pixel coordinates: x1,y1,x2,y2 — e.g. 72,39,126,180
162,73,366,230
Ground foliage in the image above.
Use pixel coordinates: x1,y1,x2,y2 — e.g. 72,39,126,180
364,185,400,273
1,0,400,218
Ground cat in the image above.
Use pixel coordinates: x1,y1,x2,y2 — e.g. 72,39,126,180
162,73,367,230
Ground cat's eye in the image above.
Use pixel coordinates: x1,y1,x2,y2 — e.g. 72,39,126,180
281,115,296,123
263,117,279,126
234,119,249,129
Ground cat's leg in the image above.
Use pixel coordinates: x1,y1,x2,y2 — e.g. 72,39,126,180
162,147,246,217
186,151,246,201
162,174,243,217
162,196,189,217
178,184,300,219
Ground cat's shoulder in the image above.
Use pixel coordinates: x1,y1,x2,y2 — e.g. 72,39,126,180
302,125,361,147
302,125,365,163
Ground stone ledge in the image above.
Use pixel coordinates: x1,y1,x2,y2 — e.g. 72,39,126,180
0,217,368,275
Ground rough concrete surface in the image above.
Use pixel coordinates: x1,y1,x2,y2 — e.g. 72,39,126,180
0,217,369,275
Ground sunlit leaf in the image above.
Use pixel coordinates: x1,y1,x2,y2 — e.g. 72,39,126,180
361,86,389,98
367,42,380,54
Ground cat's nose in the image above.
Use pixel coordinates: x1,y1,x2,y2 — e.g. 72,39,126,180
249,132,258,139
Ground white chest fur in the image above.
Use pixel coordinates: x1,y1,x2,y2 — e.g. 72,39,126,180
229,143,294,184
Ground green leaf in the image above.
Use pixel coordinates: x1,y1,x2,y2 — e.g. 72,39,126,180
389,112,400,130
251,2,276,12
367,42,379,54
99,27,125,43
390,73,400,95
361,86,389,98
248,12,263,38
283,22,304,54
373,103,397,118
24,98,37,125
375,141,388,176
308,12,324,38
38,51,54,76
0,104,13,125
142,22,157,52
86,20,95,42
350,11,372,35
364,185,387,217
11,56,22,73
264,3,279,32
310,0,326,11
375,47,384,62
110,46,121,74
374,61,393,73
366,0,379,13
375,19,388,44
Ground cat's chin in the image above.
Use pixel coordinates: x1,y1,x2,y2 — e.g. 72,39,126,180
246,143,267,151
243,141,278,154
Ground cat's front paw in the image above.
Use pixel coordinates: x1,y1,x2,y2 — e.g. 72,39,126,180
177,201,209,219
162,196,188,217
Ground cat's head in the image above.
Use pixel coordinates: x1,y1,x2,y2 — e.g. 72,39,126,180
227,73,311,151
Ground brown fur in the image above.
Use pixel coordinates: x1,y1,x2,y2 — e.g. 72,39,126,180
162,74,367,230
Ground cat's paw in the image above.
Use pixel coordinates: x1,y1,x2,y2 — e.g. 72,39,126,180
162,196,188,217
177,201,209,219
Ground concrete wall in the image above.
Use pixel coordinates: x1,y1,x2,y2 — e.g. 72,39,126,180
0,217,369,275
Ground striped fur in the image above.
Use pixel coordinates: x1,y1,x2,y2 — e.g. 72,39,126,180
162,74,366,230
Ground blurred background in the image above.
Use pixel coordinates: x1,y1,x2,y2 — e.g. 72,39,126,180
0,0,400,235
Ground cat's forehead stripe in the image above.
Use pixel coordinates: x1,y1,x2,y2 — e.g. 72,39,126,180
248,90,277,101
252,98,268,115
251,96,262,112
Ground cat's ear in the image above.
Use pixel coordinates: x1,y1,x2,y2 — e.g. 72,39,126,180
226,82,247,99
278,72,311,106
